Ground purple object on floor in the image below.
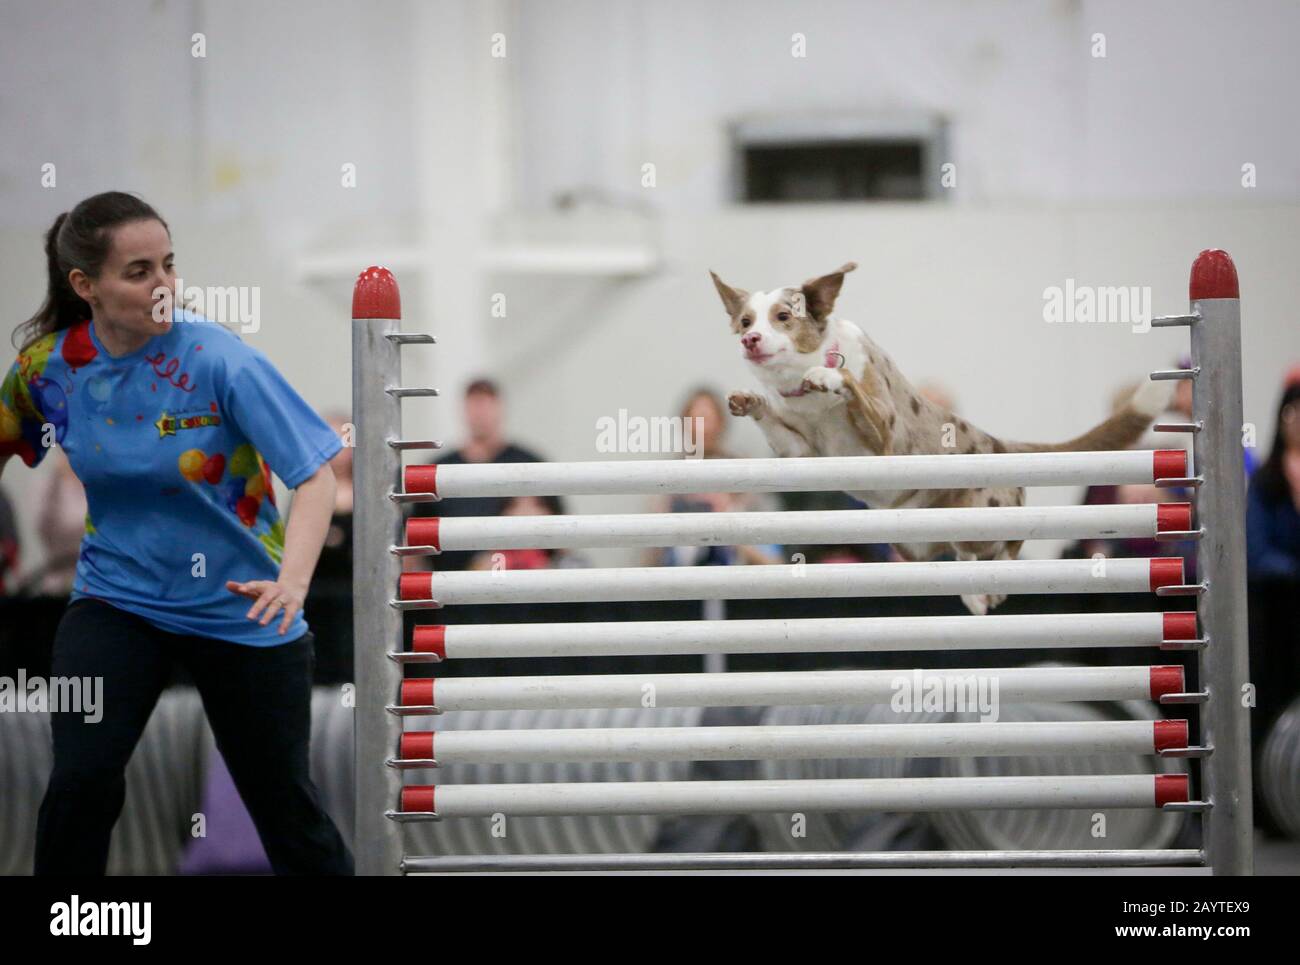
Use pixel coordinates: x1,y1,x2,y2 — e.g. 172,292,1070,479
177,745,273,875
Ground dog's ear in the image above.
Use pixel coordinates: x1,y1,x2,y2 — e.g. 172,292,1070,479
710,270,749,317
800,262,858,322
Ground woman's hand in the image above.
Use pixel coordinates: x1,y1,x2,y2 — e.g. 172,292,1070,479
226,579,307,635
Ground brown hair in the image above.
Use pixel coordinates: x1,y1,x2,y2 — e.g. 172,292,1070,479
14,191,169,353
465,377,500,399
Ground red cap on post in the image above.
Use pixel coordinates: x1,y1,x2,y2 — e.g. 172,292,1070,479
1152,449,1187,481
1162,612,1198,641
352,265,402,319
1189,249,1239,301
399,572,432,600
401,786,435,813
405,464,439,496
1149,665,1185,698
412,625,447,659
407,518,441,551
1154,774,1190,807
400,678,435,706
1148,557,1185,591
400,732,435,760
1156,503,1192,533
1153,719,1188,752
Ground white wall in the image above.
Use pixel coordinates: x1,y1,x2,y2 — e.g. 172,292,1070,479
511,0,1300,208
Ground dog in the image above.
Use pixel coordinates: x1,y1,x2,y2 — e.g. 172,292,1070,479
711,261,1173,615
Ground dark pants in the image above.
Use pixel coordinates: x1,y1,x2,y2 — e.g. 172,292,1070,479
35,598,354,875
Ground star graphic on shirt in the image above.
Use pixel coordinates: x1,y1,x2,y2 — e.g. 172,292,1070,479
155,412,176,438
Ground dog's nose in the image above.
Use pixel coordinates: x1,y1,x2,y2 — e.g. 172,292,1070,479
741,332,762,350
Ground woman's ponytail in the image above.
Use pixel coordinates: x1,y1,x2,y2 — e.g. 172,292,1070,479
13,191,168,353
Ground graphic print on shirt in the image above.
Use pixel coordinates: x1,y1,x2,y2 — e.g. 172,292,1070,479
174,437,285,562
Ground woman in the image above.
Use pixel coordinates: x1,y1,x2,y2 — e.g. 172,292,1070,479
0,191,352,875
1244,378,1300,836
464,493,593,570
1247,381,1300,578
642,387,783,567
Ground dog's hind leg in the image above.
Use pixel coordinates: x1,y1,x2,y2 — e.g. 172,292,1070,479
951,487,1026,614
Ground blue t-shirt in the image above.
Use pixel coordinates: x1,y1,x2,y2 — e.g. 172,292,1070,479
1246,474,1300,579
0,310,342,646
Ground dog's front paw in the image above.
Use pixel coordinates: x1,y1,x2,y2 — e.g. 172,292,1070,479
800,366,845,395
728,390,766,418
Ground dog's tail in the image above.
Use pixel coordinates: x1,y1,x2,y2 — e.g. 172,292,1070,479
997,380,1174,454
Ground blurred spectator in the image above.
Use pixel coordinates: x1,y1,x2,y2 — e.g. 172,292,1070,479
313,412,355,589
34,451,87,595
407,378,545,573
1245,374,1300,837
645,387,783,566
680,386,739,460
916,380,956,414
1246,381,1300,578
657,488,784,567
465,494,591,570
0,486,18,595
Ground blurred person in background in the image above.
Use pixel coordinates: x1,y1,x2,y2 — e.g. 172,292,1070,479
1244,374,1300,838
0,484,19,595
645,387,784,567
34,451,88,596
680,385,738,460
405,378,545,573
465,493,592,570
916,380,956,414
1246,379,1300,579
656,487,784,567
312,412,354,588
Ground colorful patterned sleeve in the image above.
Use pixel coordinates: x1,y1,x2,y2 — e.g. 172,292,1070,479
0,351,52,468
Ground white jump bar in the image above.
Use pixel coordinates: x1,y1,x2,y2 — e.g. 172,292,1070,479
409,612,1195,660
399,773,1189,817
397,665,1186,712
397,719,1188,765
399,557,1183,606
404,503,1191,553
403,449,1186,499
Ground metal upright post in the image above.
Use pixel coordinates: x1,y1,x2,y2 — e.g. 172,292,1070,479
352,267,406,876
1188,249,1253,875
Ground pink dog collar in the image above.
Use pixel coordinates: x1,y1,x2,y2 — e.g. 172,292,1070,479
779,342,842,398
